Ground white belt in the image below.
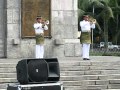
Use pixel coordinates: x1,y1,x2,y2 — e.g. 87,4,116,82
36,33,44,35
82,30,91,32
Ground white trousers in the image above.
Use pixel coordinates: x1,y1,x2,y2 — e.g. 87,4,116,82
82,43,90,59
35,45,44,58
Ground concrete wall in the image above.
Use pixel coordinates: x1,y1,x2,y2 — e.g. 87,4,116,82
6,0,81,59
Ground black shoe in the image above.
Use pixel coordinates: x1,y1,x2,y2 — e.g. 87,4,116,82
86,58,90,60
83,58,87,60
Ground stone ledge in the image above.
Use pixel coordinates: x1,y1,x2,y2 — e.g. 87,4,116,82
64,39,80,43
54,39,65,45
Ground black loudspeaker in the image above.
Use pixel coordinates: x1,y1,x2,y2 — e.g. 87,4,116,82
16,58,60,84
7,83,63,90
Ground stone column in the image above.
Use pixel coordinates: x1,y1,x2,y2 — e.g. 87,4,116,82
6,0,21,58
51,0,82,58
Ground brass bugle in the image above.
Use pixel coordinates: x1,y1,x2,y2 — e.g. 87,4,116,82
42,19,49,25
45,20,49,25
89,18,96,24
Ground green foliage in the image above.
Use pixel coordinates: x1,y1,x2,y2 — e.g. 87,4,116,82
90,50,120,56
78,0,120,56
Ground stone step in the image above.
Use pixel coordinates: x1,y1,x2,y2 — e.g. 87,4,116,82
1,76,120,85
59,56,120,62
0,73,16,78
1,59,120,68
0,59,20,63
99,74,120,80
108,84,120,89
0,63,120,72
60,61,91,66
60,60,120,64
65,88,120,90
60,75,120,81
109,79,120,84
66,89,120,90
0,78,17,83
60,65,120,71
1,65,120,76
0,77,114,84
62,80,109,86
64,85,108,90
60,70,120,76
0,64,119,75
0,63,16,68
0,83,8,89
60,75,99,81
85,70,120,75
60,61,120,67
89,65,120,70
103,89,120,90
62,80,120,87
60,71,85,76
61,69,112,75
60,66,90,71
0,68,16,73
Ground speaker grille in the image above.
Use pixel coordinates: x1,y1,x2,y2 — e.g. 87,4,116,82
28,60,48,82
16,60,28,84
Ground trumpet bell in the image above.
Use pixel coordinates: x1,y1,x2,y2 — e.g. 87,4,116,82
45,20,49,25
92,19,96,23
89,19,96,24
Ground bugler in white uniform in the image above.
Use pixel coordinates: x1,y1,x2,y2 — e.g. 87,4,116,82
33,16,48,58
80,15,95,60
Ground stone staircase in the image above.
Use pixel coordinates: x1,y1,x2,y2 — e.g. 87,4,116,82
60,56,120,90
0,57,120,90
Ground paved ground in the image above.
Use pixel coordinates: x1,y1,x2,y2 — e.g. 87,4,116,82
90,56,120,61
0,56,119,62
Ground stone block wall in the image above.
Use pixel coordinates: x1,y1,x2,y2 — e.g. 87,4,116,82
6,0,82,58
50,0,81,58
7,0,21,58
